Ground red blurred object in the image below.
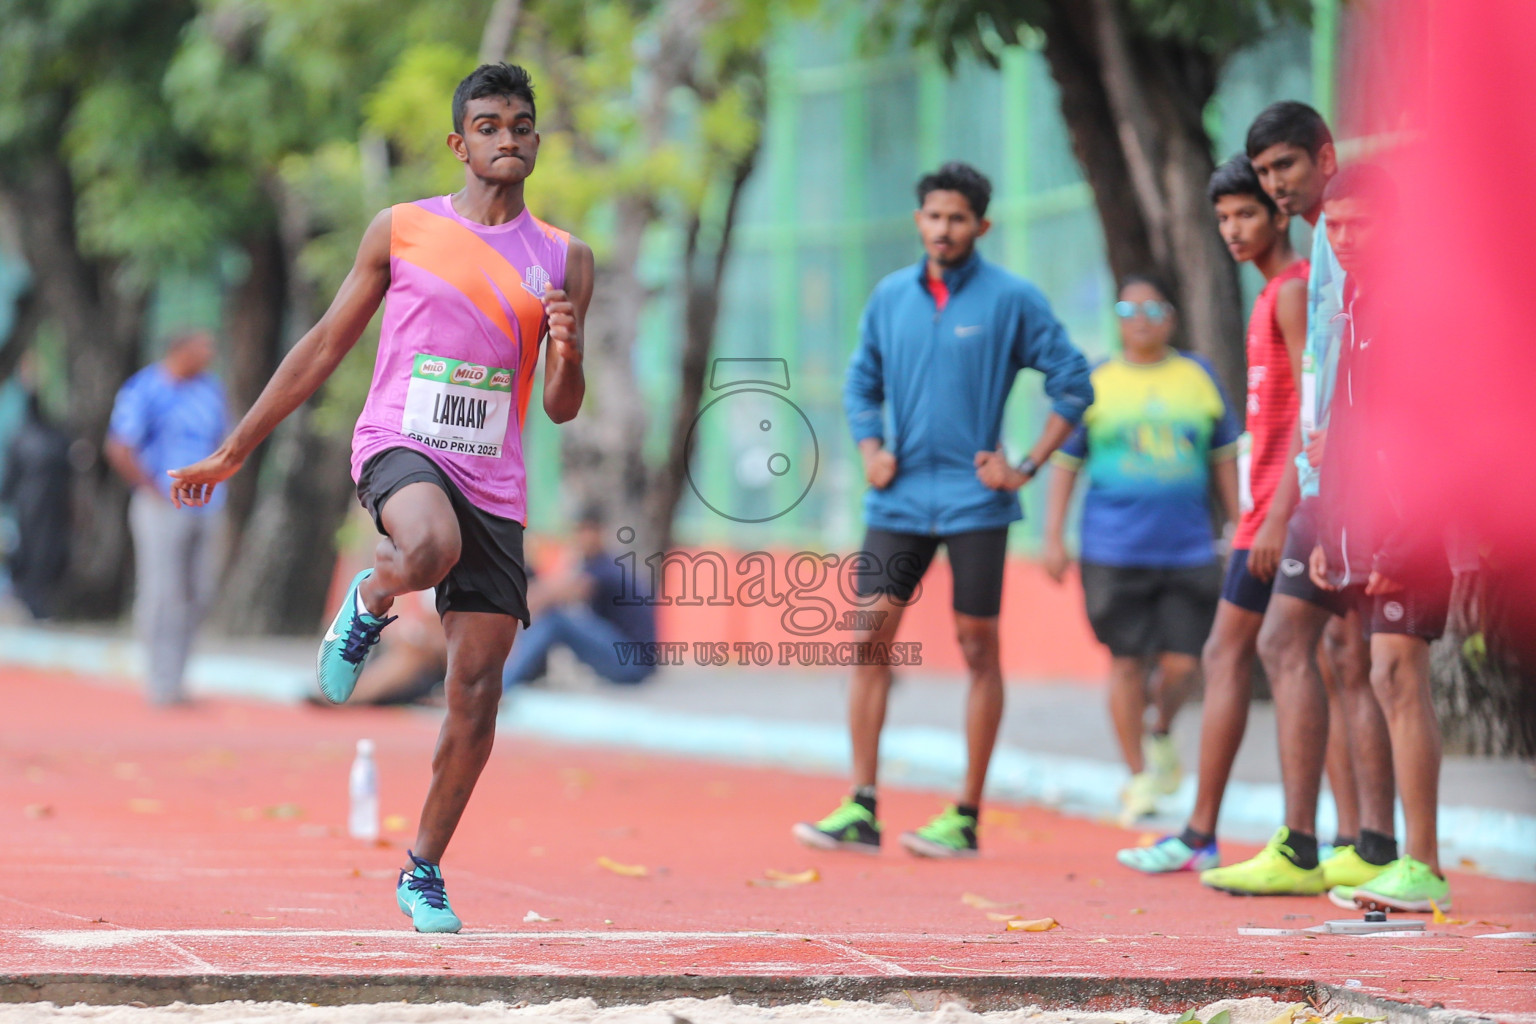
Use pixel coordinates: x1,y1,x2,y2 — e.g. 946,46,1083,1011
1368,1,1536,624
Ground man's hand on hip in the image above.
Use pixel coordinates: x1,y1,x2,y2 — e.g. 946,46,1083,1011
974,447,1029,491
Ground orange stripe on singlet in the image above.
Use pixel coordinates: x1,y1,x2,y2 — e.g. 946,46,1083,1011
391,203,547,366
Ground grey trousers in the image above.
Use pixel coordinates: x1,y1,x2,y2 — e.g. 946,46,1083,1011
129,491,224,705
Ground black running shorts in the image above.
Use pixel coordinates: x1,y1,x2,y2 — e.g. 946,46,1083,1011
1079,561,1221,658
356,447,530,625
852,526,1010,618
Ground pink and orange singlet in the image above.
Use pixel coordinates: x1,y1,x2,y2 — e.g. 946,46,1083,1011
351,196,570,524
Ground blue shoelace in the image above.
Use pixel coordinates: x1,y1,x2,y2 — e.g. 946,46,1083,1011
401,852,448,909
341,611,397,665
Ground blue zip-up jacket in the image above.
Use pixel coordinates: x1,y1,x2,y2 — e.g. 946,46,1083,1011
844,252,1093,535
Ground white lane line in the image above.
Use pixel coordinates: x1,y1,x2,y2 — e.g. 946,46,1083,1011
808,937,914,976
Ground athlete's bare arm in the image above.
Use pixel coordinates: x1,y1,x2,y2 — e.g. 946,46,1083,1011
541,236,593,424
167,210,394,508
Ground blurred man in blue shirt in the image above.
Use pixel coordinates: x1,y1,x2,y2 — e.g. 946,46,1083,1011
105,332,227,706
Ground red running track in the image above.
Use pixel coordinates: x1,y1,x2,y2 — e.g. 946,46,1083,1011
1,667,1532,1016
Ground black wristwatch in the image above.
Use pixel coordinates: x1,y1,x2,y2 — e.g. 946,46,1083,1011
1016,456,1040,480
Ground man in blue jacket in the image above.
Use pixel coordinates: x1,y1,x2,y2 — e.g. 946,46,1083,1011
793,162,1093,858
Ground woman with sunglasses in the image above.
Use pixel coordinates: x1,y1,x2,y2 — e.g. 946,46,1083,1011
1042,275,1242,825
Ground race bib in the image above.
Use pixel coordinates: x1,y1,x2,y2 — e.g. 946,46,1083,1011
401,354,513,458
1299,351,1318,436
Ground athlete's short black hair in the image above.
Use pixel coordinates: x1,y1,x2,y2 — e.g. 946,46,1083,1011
1246,101,1333,160
1323,162,1398,214
1208,154,1279,214
452,62,536,135
1119,272,1175,306
916,162,992,219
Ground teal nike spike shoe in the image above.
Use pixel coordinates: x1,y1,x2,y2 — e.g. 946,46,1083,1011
397,851,462,933
316,569,396,704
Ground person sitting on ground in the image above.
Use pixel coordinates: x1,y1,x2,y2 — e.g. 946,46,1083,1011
501,511,656,689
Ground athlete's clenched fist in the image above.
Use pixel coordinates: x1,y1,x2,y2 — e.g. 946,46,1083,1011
543,287,581,361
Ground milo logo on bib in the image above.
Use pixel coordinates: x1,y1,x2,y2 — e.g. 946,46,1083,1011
402,354,515,459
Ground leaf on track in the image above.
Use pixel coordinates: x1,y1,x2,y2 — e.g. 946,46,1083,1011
597,855,648,877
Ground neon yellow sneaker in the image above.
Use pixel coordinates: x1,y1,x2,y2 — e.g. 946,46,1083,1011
1323,845,1387,888
899,805,978,858
1145,733,1183,795
1119,771,1160,826
792,797,881,854
1352,857,1451,913
1199,827,1327,896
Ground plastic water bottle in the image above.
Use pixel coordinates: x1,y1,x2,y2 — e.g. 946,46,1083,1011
348,739,379,841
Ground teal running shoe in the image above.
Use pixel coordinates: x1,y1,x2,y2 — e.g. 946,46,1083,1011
397,851,462,933
1117,835,1219,874
316,569,396,704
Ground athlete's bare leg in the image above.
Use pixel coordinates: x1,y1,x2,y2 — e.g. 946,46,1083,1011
412,610,519,862
1258,593,1333,835
955,611,1003,807
1318,618,1361,840
1152,651,1199,735
1109,655,1150,773
1369,633,1440,873
1326,611,1396,837
1187,601,1263,834
359,482,462,618
848,594,909,790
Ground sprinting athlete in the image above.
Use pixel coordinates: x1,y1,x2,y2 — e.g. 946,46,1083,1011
1117,155,1308,872
166,63,593,933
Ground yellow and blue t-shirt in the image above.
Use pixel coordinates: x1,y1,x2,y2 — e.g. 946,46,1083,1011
1051,353,1239,568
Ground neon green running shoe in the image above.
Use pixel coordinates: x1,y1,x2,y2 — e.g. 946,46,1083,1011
396,851,462,933
1352,857,1451,913
316,569,396,704
1323,845,1388,889
792,797,881,854
1327,885,1359,909
1199,827,1326,896
1145,733,1183,795
899,805,978,858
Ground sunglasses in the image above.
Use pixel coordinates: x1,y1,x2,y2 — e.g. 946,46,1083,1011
1115,300,1172,322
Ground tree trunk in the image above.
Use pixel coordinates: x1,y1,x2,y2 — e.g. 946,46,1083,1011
557,0,716,547
1039,0,1245,405
559,195,653,536
214,183,355,635
644,148,759,554
2,155,144,619
219,219,286,552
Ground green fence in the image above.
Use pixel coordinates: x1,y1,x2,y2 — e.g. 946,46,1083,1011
521,13,1327,550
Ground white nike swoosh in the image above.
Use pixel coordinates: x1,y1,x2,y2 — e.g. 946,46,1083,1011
324,624,343,643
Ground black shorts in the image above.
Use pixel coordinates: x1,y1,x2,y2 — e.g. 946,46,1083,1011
1272,500,1343,614
1342,581,1451,641
852,526,1009,618
1270,499,1451,640
356,447,530,625
1221,548,1276,615
1079,561,1221,658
